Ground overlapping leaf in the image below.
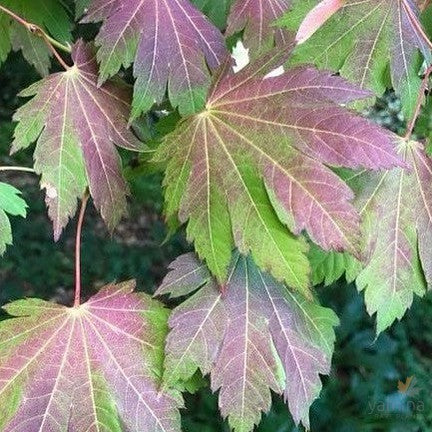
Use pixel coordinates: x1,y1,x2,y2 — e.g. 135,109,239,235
156,253,339,430
0,281,182,432
309,243,361,287
154,49,403,293
226,0,292,55
0,182,27,255
82,0,227,118
281,0,431,116
0,0,72,75
351,141,430,333
12,41,143,240
312,142,432,332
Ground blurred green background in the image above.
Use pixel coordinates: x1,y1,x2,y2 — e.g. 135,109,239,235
1,51,432,432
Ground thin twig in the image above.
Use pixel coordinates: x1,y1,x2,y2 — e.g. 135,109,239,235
74,192,90,308
0,166,35,173
404,64,432,140
0,4,71,70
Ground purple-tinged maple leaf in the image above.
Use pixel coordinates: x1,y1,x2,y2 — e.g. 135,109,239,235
282,0,432,117
227,0,292,55
11,40,143,240
352,141,431,333
310,140,432,332
154,48,404,292
156,253,339,430
0,281,182,432
82,0,227,118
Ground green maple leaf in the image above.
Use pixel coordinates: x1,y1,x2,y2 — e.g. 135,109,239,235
191,0,233,28
0,0,72,75
313,142,431,333
309,243,361,287
0,182,27,255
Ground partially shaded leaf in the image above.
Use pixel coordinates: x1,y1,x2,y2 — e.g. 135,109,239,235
0,281,182,432
82,0,227,118
154,49,403,292
354,141,430,333
156,253,339,430
12,41,143,240
0,182,27,255
281,0,431,116
309,244,361,286
0,0,72,75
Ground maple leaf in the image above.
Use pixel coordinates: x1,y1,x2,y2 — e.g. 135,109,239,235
82,0,227,119
352,141,430,333
0,0,72,75
0,281,182,432
156,253,339,430
154,49,404,293
226,0,292,56
11,41,143,240
309,243,361,286
309,144,432,332
0,182,27,255
280,0,432,116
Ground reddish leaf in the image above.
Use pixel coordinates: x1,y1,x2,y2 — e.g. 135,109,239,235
156,253,339,430
11,41,143,239
155,49,404,291
82,0,227,118
0,281,182,432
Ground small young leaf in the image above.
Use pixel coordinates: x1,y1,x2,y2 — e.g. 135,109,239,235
156,253,339,430
0,0,72,75
226,0,292,55
0,281,182,432
280,0,431,117
154,48,404,292
0,182,27,255
82,0,227,118
12,41,144,240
